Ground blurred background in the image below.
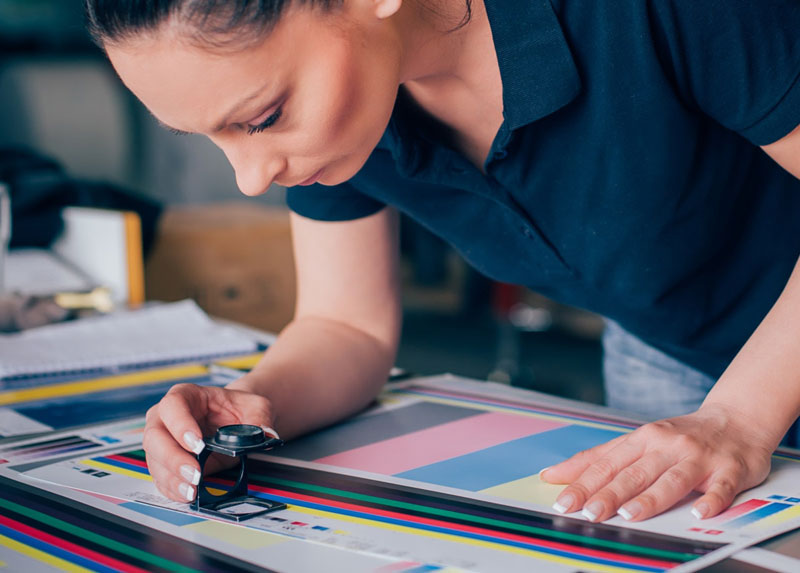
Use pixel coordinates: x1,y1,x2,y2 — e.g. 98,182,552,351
0,0,604,404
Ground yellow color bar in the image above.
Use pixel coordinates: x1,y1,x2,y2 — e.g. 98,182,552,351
0,364,207,407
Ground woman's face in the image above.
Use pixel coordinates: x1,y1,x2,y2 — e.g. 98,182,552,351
107,3,403,195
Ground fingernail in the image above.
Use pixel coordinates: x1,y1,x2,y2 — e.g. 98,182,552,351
178,483,195,502
180,464,201,486
261,426,280,439
691,502,709,520
618,500,642,521
552,493,574,514
538,466,552,479
183,432,205,455
582,501,604,522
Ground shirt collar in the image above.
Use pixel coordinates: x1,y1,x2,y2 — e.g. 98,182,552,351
379,0,582,173
485,0,581,130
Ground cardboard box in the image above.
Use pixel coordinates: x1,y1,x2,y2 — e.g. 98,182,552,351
145,203,296,333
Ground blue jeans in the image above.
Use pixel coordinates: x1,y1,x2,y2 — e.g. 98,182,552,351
602,320,799,448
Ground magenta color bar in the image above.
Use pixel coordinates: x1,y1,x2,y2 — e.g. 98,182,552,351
315,411,567,475
714,498,770,524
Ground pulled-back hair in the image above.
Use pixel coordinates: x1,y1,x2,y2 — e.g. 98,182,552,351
85,0,342,48
85,0,472,49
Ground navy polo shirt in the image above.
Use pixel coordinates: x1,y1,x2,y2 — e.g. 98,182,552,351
287,0,800,379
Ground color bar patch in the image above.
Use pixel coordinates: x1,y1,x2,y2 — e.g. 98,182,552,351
275,402,483,460
315,412,567,475
480,473,565,507
396,425,624,491
712,499,770,524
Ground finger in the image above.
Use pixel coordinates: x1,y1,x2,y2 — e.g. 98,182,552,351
146,456,197,503
691,468,745,520
551,436,645,514
142,424,201,499
619,459,705,522
582,452,671,522
158,384,208,455
542,433,629,484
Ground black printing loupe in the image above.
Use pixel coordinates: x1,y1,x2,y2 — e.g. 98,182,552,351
192,424,287,521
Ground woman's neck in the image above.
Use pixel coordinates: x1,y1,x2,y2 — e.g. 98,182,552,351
396,0,491,88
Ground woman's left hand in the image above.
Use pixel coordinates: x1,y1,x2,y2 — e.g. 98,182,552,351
540,403,774,522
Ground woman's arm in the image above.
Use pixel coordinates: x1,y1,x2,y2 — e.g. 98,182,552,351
541,127,800,522
143,207,402,502
227,208,402,438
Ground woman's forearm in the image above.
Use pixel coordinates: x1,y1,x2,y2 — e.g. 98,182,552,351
226,314,397,439
702,255,800,449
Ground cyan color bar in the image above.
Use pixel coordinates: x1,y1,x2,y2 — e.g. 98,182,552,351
725,502,793,529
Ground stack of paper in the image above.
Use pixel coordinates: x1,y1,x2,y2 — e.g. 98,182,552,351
0,299,258,380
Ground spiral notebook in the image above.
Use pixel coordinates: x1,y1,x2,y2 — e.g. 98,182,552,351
0,299,259,381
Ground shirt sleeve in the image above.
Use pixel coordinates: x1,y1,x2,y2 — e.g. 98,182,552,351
285,180,386,221
652,0,800,146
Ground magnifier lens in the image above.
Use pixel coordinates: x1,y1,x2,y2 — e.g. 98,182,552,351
214,424,264,447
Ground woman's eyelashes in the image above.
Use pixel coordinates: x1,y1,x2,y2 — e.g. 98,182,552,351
247,107,283,135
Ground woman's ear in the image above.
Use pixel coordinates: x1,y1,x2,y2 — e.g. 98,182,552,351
373,0,402,20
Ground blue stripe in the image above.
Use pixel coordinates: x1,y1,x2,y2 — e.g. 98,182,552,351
119,502,204,526
0,521,118,572
396,425,624,490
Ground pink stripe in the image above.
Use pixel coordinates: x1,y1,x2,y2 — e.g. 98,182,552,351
373,562,422,573
316,412,566,475
716,499,770,523
714,499,769,523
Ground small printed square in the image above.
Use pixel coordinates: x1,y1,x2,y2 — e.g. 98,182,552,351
767,495,787,500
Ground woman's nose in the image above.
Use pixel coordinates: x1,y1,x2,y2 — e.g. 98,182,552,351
214,137,286,196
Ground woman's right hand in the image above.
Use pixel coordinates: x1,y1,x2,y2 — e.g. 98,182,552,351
142,382,276,502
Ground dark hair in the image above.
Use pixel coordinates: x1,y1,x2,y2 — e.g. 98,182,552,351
85,0,472,49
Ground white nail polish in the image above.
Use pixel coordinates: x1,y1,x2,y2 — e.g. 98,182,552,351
261,426,280,439
180,464,201,486
691,507,703,520
582,507,598,522
552,501,568,514
618,507,634,521
183,431,205,455
179,483,195,502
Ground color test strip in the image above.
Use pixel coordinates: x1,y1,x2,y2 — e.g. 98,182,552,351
0,530,93,573
315,411,567,475
0,477,254,573
724,502,793,529
115,451,709,567
747,503,800,531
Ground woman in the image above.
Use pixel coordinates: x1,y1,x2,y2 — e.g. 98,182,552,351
86,0,800,524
